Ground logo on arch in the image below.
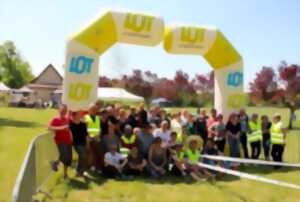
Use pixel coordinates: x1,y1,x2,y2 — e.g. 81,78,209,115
180,27,205,44
124,13,154,32
227,71,243,87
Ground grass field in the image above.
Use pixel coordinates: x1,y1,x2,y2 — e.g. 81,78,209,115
1,106,300,202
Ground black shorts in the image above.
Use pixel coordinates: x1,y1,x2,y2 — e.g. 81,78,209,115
57,144,72,166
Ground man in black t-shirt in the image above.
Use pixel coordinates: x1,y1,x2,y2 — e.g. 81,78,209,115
69,111,88,176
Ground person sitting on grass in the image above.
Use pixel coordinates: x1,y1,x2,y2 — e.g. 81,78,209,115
103,144,128,179
48,104,73,179
184,138,212,181
148,137,167,178
170,143,187,176
201,138,226,177
125,146,148,176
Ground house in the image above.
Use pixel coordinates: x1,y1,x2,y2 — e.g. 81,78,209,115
27,64,62,104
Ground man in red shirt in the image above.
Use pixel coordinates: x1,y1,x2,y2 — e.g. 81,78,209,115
48,104,73,179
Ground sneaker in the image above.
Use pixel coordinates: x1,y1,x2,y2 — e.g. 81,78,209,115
50,161,58,172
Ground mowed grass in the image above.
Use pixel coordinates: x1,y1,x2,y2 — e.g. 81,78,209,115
0,107,56,202
0,106,300,202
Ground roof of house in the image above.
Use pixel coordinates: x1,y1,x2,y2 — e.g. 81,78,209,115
30,64,63,85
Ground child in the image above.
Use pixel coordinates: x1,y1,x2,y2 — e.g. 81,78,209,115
103,144,128,178
170,143,187,176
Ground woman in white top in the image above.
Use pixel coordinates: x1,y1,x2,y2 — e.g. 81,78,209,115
153,120,171,148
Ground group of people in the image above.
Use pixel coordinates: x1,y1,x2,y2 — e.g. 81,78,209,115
48,101,287,180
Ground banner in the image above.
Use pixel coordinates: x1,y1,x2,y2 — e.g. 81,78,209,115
63,40,99,111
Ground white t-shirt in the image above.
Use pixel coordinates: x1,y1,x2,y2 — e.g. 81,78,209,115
104,152,124,166
153,128,171,147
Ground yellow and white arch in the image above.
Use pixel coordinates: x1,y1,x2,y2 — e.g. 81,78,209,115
164,25,245,118
63,10,164,110
63,10,245,118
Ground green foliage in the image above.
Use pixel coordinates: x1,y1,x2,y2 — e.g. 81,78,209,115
0,41,34,88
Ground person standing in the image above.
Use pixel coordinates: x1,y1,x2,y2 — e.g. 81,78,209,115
85,104,101,170
120,125,137,157
171,113,183,143
48,104,73,179
226,113,241,159
238,109,249,158
194,109,208,146
271,114,287,168
248,114,262,159
127,107,138,129
153,120,171,148
69,111,88,177
137,102,148,128
120,125,137,149
186,114,195,136
261,115,272,160
210,114,226,153
137,124,154,158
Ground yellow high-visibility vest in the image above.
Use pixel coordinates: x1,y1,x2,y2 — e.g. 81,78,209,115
177,151,185,160
248,121,262,143
120,147,130,158
121,135,136,144
271,122,285,145
85,115,100,138
185,149,200,163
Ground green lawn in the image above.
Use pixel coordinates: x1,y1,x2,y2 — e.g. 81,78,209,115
0,107,56,202
1,106,300,202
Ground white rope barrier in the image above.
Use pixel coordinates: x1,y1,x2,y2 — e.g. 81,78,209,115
196,162,300,190
201,155,300,168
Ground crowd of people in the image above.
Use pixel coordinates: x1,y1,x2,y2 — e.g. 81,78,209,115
48,101,287,180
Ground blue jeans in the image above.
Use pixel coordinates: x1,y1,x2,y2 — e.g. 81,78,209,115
228,136,240,158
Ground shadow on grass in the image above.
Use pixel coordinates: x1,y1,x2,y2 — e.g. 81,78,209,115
0,118,42,128
240,165,297,175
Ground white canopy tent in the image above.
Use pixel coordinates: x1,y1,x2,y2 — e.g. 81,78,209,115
97,87,144,102
0,82,10,91
54,87,144,102
12,86,34,93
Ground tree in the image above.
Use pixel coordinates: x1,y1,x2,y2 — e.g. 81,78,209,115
249,67,278,105
119,69,153,102
249,63,300,129
193,71,214,95
277,62,300,129
0,41,34,88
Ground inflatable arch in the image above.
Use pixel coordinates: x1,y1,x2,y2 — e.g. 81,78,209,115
63,10,245,118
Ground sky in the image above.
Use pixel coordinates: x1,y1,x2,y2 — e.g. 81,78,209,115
1,0,300,88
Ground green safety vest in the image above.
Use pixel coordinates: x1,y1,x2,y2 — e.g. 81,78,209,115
271,122,285,145
177,151,185,160
248,121,262,143
185,149,200,163
85,115,100,138
121,135,136,145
